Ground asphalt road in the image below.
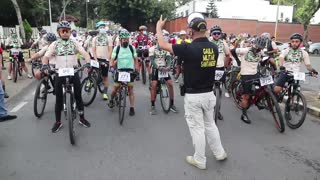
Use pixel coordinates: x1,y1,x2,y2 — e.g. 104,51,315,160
0,75,320,180
301,55,320,91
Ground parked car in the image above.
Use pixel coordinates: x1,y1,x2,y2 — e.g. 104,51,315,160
309,43,320,55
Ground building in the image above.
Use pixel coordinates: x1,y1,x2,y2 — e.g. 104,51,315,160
175,0,294,22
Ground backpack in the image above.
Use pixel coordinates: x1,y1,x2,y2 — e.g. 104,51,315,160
114,45,134,60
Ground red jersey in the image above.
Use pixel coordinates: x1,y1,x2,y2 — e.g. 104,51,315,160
133,34,152,48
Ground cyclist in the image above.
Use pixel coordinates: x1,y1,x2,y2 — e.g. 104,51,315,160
273,33,318,96
92,21,113,100
210,25,231,110
30,33,57,80
235,36,267,124
5,30,33,80
42,21,91,133
133,25,153,81
149,30,178,115
30,29,47,50
108,30,139,116
83,30,98,59
261,32,278,70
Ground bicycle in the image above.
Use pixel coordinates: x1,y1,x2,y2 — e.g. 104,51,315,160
8,48,23,83
225,65,240,95
58,66,85,145
114,69,135,125
137,46,149,85
231,73,285,133
33,68,55,118
213,70,225,124
276,71,314,129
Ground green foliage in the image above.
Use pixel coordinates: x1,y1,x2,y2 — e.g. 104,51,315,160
207,0,219,18
100,0,175,31
23,19,33,42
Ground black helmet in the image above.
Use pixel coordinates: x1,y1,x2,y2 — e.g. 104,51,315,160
57,21,71,30
210,25,222,33
254,36,267,49
290,33,303,41
45,33,57,42
40,29,47,35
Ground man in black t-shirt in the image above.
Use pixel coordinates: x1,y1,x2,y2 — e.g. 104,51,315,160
156,13,227,170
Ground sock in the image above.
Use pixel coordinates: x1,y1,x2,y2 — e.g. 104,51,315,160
151,100,155,106
170,99,174,106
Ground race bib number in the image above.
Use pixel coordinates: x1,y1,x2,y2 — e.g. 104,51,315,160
215,70,224,81
90,60,99,68
259,76,274,86
118,72,130,82
58,68,74,77
158,71,169,79
293,72,305,81
11,49,20,56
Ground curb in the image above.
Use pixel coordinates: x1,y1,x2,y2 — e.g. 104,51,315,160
283,96,320,119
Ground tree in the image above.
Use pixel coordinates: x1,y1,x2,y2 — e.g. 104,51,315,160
10,0,26,43
23,19,33,42
207,0,219,18
271,0,320,46
175,0,192,6
100,0,175,31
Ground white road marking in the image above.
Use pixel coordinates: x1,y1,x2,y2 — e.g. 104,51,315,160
10,101,28,113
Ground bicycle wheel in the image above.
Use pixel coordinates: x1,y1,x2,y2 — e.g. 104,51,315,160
81,77,97,106
231,80,243,109
33,78,48,118
66,93,76,145
119,86,127,125
12,61,18,83
78,61,83,79
224,72,231,90
159,81,170,113
97,77,104,93
18,62,22,76
265,88,285,133
285,91,307,129
31,61,36,77
141,61,146,85
214,85,222,124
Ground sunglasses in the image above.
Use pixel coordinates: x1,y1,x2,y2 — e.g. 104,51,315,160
212,32,221,36
60,29,70,34
291,40,301,43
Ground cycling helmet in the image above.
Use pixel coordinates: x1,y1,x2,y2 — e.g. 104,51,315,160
88,30,98,36
119,30,130,39
179,30,187,35
96,21,106,28
40,29,47,34
210,25,222,33
290,33,303,41
139,25,147,31
57,21,71,30
45,33,57,42
254,36,267,49
261,32,271,39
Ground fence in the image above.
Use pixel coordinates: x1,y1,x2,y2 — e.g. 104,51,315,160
164,17,320,42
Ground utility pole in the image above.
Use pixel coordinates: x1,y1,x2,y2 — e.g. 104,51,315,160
274,0,280,40
48,0,52,31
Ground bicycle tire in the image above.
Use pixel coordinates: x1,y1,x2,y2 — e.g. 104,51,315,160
214,86,222,124
66,93,76,145
159,81,170,113
119,86,127,125
285,91,307,129
141,61,146,85
13,61,18,83
31,62,35,77
224,72,231,90
265,88,285,133
18,62,22,76
231,80,243,109
81,77,97,106
33,78,48,118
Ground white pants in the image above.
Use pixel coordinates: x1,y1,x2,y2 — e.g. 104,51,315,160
184,92,225,165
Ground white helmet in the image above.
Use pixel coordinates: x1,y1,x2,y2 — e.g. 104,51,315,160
179,30,187,35
187,12,205,24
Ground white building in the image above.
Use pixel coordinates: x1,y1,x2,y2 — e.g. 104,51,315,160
176,0,294,22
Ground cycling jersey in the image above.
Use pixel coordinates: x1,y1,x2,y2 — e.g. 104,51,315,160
111,45,137,70
149,45,171,68
211,39,230,68
236,47,262,75
37,45,55,64
133,34,152,48
5,37,23,48
280,48,310,73
92,34,113,60
33,35,47,50
176,38,191,44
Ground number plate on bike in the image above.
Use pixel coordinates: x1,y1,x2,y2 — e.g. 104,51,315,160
215,70,224,81
58,68,74,77
158,71,169,79
118,72,130,82
90,60,99,68
293,72,305,81
259,76,274,86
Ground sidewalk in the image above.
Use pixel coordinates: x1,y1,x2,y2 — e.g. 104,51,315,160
301,90,320,118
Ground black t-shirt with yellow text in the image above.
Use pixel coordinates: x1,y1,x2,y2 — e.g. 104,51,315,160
172,37,219,90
